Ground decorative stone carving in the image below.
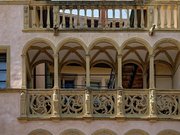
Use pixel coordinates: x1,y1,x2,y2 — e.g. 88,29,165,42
156,95,179,116
29,94,52,115
124,95,148,115
92,94,115,115
60,95,84,115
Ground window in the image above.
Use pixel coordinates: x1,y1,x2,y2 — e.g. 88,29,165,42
0,46,10,89
0,53,7,89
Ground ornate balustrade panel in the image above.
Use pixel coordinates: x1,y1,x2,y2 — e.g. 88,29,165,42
91,90,116,117
27,89,53,117
59,90,85,117
123,90,149,117
21,89,180,120
156,90,180,118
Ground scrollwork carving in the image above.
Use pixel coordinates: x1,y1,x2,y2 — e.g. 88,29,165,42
29,94,52,115
156,95,179,115
92,94,115,115
124,95,148,115
60,95,84,115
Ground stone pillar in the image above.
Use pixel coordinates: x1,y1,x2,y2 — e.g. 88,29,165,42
86,54,90,87
32,6,36,28
84,6,88,28
47,6,50,29
24,6,29,29
54,53,59,89
84,89,91,117
149,54,155,89
62,6,66,28
126,7,130,28
91,6,94,28
53,6,59,27
149,89,157,118
157,5,161,29
164,5,168,29
39,6,43,28
21,54,27,89
77,6,80,28
134,7,137,28
116,90,123,118
117,54,123,89
69,6,73,28
170,5,174,29
20,90,27,118
52,89,59,118
141,7,144,28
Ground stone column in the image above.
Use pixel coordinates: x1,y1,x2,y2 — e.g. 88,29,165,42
39,6,43,28
117,54,123,89
32,6,36,28
47,6,50,29
170,5,174,29
84,89,91,117
164,5,168,29
86,54,90,87
141,7,144,28
149,54,155,89
157,5,161,29
134,7,137,28
54,53,59,89
21,54,27,89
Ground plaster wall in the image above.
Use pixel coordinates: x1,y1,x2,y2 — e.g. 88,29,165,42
0,5,180,89
0,92,180,135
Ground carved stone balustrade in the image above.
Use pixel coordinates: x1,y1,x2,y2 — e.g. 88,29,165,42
23,1,180,31
20,89,180,120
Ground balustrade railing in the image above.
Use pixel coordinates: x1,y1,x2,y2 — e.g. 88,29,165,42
21,89,180,120
23,2,180,31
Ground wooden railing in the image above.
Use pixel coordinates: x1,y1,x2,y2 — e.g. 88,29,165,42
20,89,180,120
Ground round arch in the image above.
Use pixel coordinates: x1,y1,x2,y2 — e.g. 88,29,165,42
120,37,152,54
28,129,53,135
92,129,117,135
56,37,88,54
124,129,149,135
22,38,56,55
60,129,85,135
153,38,180,51
88,37,120,54
157,129,180,135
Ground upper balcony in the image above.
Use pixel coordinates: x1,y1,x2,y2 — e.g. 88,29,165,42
23,0,180,32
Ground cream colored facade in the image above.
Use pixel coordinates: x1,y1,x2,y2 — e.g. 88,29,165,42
1,0,180,135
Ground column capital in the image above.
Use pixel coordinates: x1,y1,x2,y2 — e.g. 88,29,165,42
149,53,155,58
53,53,59,58
86,54,90,57
117,54,123,58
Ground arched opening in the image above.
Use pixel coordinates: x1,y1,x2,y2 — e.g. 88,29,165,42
24,40,54,89
89,40,118,89
154,39,180,89
124,129,149,135
60,129,85,135
58,41,86,89
28,129,53,135
121,39,150,89
92,129,117,135
157,129,180,135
